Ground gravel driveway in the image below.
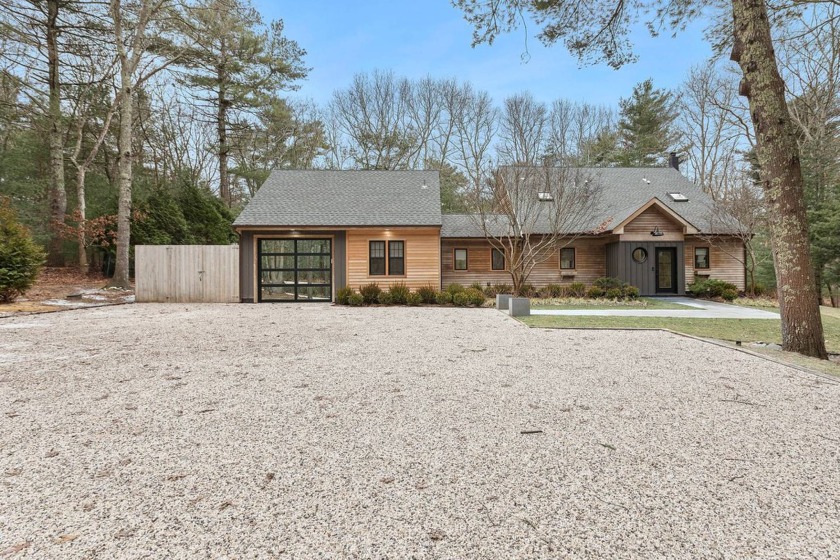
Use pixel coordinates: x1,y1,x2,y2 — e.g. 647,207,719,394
2,304,839,558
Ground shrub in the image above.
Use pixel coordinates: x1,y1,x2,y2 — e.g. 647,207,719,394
435,291,453,305
387,281,410,305
722,289,738,302
452,291,468,306
624,286,640,299
347,292,364,306
586,286,605,299
417,284,438,304
469,282,484,292
446,283,465,295
359,282,381,304
517,283,536,297
484,283,513,297
593,277,626,291
336,287,353,305
406,292,422,306
466,288,486,306
0,200,45,303
605,288,623,300
542,283,565,298
378,291,393,305
688,278,738,299
568,282,587,298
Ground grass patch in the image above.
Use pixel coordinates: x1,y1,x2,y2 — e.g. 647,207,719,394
821,306,840,320
531,297,690,311
521,313,840,354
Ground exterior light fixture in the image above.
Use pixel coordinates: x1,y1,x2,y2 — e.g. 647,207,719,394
651,227,665,237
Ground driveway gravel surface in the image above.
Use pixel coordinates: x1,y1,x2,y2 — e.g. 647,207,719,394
1,304,839,558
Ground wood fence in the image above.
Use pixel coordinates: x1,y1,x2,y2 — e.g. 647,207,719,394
135,245,239,303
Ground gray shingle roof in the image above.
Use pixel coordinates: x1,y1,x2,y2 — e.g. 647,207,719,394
441,167,735,237
233,170,442,227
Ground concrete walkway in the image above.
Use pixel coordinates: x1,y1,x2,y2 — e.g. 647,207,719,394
531,297,780,319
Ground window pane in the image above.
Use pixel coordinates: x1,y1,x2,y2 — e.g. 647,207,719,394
260,270,295,285
491,248,505,270
297,286,331,301
297,270,330,285
261,285,295,301
297,255,331,270
260,255,296,270
695,247,709,268
389,241,405,275
260,239,295,254
370,241,385,275
297,239,331,254
560,248,575,269
454,249,468,270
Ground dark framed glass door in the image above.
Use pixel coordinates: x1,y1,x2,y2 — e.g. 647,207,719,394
258,238,332,302
655,247,678,294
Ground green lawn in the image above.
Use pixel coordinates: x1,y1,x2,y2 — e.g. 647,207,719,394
531,297,690,311
521,313,840,354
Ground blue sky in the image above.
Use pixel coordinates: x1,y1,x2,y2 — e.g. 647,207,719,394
256,1,716,108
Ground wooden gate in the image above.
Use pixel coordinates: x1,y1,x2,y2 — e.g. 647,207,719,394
135,245,239,303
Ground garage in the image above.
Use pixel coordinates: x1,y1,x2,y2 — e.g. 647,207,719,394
258,238,332,302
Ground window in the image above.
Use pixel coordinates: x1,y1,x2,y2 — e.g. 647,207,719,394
560,247,575,269
369,241,385,275
454,248,468,270
695,247,710,269
632,247,647,264
388,241,405,275
491,248,505,271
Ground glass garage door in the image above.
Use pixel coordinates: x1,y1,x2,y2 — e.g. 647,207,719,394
258,239,332,302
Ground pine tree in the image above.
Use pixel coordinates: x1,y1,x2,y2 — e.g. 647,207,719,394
614,79,679,167
181,0,307,207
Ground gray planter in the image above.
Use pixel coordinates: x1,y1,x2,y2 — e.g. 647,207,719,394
509,297,530,317
496,294,513,310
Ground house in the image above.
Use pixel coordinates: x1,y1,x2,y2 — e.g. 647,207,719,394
232,167,745,302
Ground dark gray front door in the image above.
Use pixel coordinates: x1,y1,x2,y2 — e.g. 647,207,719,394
655,248,678,294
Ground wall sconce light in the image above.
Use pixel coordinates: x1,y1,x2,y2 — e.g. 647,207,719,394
651,227,665,237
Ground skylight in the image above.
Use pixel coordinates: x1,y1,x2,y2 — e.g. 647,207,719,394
668,192,689,202
537,192,554,201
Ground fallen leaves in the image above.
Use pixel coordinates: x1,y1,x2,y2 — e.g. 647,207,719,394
54,534,79,544
0,542,30,556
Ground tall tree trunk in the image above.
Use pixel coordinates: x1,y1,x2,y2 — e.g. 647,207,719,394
76,166,88,270
109,69,134,288
46,0,67,266
217,52,230,206
730,0,827,359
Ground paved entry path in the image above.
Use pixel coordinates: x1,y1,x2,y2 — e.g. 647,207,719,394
531,297,780,319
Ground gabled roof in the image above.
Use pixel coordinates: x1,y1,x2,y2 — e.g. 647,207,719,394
441,167,736,237
612,197,700,234
233,170,442,228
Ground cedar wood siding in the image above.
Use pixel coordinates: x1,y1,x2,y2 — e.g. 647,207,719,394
346,227,441,291
441,237,609,288
684,236,746,291
619,206,684,241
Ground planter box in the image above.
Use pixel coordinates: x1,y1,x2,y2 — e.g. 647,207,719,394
509,297,530,317
496,294,513,310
